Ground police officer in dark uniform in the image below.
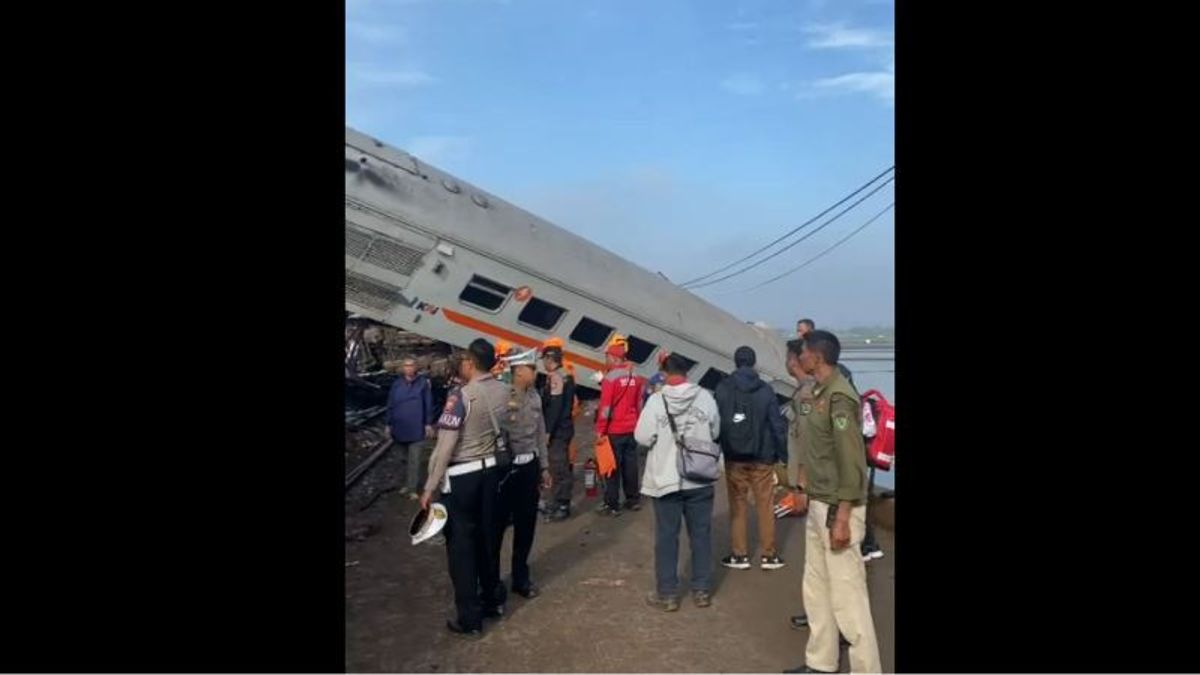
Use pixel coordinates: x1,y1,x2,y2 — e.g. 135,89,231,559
497,347,552,599
421,338,511,639
540,339,576,521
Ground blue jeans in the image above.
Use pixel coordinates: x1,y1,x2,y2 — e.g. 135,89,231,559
652,485,715,597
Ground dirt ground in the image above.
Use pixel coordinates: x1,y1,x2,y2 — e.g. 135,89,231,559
345,419,894,673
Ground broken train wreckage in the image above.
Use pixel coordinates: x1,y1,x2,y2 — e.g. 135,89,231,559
343,124,795,494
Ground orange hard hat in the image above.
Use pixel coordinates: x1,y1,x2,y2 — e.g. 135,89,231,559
495,340,512,356
542,337,564,350
606,334,629,359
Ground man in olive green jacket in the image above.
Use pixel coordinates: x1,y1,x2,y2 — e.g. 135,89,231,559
783,331,881,674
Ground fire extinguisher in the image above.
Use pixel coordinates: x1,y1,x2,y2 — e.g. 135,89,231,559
584,458,597,497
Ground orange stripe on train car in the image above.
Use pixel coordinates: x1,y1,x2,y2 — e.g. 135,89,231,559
441,308,608,372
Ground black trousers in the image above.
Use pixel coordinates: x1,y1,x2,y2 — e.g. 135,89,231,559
548,432,574,506
498,459,540,591
604,433,641,509
863,465,879,549
443,464,505,631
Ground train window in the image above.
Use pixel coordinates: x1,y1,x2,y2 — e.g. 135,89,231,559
518,297,566,331
625,335,657,364
699,368,727,391
569,316,614,348
458,275,511,312
671,353,698,374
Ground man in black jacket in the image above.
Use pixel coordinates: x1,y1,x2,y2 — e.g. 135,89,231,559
714,346,788,571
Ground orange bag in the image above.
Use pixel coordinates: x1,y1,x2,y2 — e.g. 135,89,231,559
594,435,616,478
569,389,581,463
773,490,809,519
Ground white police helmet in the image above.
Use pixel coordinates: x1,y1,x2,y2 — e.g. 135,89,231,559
506,347,538,369
409,502,448,545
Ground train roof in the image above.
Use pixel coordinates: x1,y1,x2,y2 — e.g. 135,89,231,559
346,127,791,387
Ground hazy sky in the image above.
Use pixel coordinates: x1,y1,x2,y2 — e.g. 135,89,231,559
347,0,894,330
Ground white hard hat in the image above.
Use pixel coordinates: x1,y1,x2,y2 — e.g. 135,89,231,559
506,347,538,368
409,502,448,545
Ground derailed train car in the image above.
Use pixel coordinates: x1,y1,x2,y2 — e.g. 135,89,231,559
344,126,794,398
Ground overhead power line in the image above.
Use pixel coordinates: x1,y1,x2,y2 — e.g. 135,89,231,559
742,201,895,292
684,176,894,291
678,165,894,288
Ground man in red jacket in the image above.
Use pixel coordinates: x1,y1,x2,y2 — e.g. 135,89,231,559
595,337,647,516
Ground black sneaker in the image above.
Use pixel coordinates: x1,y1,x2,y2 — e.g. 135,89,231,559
446,619,482,640
760,554,786,570
624,499,642,512
692,590,712,608
548,505,570,522
867,542,884,561
721,554,752,570
513,583,540,599
861,541,885,562
788,614,849,647
482,605,505,619
596,504,622,517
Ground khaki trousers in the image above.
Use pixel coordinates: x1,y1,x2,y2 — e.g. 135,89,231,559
726,461,777,557
803,499,882,673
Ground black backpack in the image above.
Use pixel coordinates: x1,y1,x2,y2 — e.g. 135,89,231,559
721,383,760,458
838,363,857,392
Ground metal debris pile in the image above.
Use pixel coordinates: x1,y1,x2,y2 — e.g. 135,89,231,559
346,318,450,375
346,318,459,410
344,319,465,542
346,405,387,430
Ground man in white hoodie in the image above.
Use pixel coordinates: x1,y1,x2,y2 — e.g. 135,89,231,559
635,353,721,611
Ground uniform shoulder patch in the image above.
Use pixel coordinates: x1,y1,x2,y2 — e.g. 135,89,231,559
831,395,858,433
438,387,466,430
